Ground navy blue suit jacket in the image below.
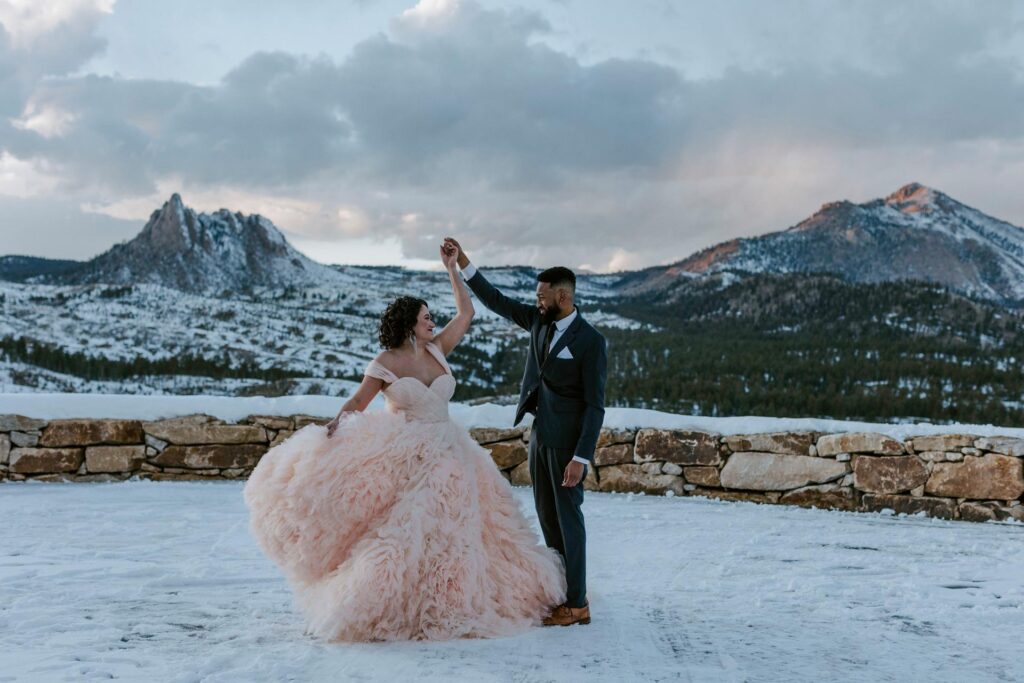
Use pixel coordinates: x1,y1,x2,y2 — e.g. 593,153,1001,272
465,269,607,462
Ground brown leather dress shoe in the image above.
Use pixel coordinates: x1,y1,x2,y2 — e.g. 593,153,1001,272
542,602,591,626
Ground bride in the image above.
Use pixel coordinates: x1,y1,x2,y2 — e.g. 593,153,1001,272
243,242,567,642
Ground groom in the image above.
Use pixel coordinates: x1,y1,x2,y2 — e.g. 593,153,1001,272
444,237,607,627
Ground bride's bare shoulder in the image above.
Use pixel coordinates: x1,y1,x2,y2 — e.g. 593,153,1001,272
373,349,403,371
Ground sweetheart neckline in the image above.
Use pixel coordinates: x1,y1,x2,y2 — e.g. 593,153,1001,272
384,373,454,392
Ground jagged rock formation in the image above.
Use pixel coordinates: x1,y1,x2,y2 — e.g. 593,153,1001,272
58,194,342,292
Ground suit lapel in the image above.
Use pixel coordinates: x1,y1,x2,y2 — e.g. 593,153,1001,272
541,312,582,370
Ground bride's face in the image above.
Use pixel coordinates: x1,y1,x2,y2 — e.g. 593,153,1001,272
413,305,436,341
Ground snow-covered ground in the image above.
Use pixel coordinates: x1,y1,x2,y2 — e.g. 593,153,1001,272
4,392,1024,440
1,481,1022,682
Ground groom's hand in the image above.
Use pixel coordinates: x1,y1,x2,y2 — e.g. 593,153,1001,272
562,460,585,487
444,237,470,270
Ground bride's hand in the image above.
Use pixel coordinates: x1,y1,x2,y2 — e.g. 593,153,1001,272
439,242,458,270
326,412,354,438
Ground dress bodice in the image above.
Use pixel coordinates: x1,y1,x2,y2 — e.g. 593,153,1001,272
364,342,456,424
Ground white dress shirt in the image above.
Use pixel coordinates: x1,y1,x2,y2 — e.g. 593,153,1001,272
461,262,590,467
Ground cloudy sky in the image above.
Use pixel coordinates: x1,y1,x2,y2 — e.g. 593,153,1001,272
2,0,1024,271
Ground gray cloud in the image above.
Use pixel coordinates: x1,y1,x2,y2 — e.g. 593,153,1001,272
2,0,1024,270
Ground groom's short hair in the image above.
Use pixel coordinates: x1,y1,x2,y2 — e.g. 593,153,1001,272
537,266,576,294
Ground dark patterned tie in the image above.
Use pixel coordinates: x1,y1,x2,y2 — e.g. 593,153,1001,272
541,323,555,363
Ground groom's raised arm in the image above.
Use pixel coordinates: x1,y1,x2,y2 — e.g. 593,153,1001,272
460,262,537,332
445,236,537,331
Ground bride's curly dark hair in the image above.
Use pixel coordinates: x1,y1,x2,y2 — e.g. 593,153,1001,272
378,296,428,349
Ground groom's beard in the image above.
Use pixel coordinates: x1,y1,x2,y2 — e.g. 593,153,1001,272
539,307,559,325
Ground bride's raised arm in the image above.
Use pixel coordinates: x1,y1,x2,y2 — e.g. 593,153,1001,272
433,242,475,356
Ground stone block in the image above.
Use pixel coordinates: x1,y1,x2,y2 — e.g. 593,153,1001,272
245,415,293,430
974,437,1024,457
635,429,720,466
917,451,949,463
510,460,531,486
719,452,847,491
485,441,528,469
852,455,929,494
594,443,634,466
816,432,903,456
0,434,9,465
85,445,146,473
683,466,720,487
957,501,1003,523
40,419,144,447
640,462,663,475
269,430,294,448
596,429,636,448
911,434,976,452
143,420,266,445
0,414,48,431
470,427,526,444
10,431,39,447
9,447,83,474
861,493,956,519
152,444,265,469
723,432,815,455
780,484,858,511
598,464,684,496
925,455,1024,500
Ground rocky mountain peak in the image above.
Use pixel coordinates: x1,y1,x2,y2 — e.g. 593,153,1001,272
57,194,341,292
140,193,196,252
884,182,943,214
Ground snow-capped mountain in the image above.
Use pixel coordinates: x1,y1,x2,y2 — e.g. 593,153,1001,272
622,183,1024,303
58,194,344,291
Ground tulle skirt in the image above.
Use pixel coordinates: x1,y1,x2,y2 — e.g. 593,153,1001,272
242,411,567,642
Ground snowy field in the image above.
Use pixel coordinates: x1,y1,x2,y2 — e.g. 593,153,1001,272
2,482,1023,682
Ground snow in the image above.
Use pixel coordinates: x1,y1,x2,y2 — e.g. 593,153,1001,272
3,392,1024,439
0,270,639,395
1,481,1022,681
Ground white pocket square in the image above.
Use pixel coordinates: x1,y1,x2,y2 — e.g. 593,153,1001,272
556,347,574,360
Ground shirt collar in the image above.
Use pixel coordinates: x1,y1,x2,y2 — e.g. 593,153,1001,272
554,306,578,332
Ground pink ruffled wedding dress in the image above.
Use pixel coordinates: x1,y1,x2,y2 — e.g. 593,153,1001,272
243,341,567,642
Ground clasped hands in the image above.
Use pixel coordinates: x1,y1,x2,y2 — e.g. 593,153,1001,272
439,239,459,270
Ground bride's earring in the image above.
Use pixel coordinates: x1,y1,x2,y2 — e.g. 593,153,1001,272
410,331,416,346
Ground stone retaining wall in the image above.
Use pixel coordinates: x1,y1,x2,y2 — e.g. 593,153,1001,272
3,413,1023,523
